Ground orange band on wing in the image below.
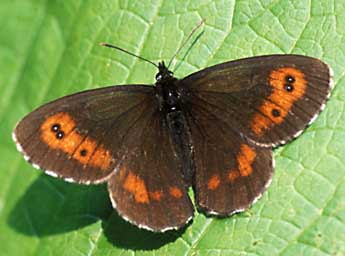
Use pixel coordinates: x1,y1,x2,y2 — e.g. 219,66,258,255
40,112,111,170
120,169,180,203
228,144,256,182
123,172,150,203
251,67,307,136
238,144,256,176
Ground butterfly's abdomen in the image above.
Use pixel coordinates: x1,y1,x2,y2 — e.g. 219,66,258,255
166,110,194,187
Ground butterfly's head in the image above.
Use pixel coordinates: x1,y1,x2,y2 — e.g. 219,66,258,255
155,61,174,82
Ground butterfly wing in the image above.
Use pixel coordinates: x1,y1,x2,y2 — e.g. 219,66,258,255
107,108,194,231
181,54,333,147
13,85,157,184
14,84,194,230
179,54,332,214
185,104,273,214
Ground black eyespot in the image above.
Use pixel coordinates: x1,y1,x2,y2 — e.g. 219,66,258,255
56,131,64,139
272,109,280,117
285,75,295,83
79,149,87,157
284,84,294,92
51,123,61,132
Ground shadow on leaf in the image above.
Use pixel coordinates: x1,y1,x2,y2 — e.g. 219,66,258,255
8,174,112,236
102,212,188,250
8,174,187,250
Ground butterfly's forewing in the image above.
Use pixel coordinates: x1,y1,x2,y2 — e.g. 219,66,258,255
13,85,156,184
181,55,333,147
183,100,273,215
107,109,194,231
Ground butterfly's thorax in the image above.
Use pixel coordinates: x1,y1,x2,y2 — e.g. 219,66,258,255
155,63,195,186
155,79,181,113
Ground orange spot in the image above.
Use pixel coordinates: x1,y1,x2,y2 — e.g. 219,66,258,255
72,137,96,164
252,67,307,135
227,144,257,181
238,144,256,176
61,132,83,152
123,172,149,204
41,112,76,148
228,170,239,182
207,175,220,190
150,190,163,201
40,112,111,170
169,186,183,199
89,147,111,170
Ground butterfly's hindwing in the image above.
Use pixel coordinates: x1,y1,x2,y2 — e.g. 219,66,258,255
108,110,194,231
183,100,273,215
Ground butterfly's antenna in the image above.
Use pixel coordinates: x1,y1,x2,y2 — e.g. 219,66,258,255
172,30,204,73
100,43,159,68
167,19,205,69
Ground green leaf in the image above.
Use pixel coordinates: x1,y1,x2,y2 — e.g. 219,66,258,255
1,0,345,255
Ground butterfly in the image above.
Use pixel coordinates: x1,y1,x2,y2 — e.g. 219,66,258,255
13,50,333,232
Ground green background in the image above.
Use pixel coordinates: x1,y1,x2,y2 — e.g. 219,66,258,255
1,0,345,255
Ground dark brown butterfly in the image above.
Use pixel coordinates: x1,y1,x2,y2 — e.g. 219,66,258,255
13,51,333,232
